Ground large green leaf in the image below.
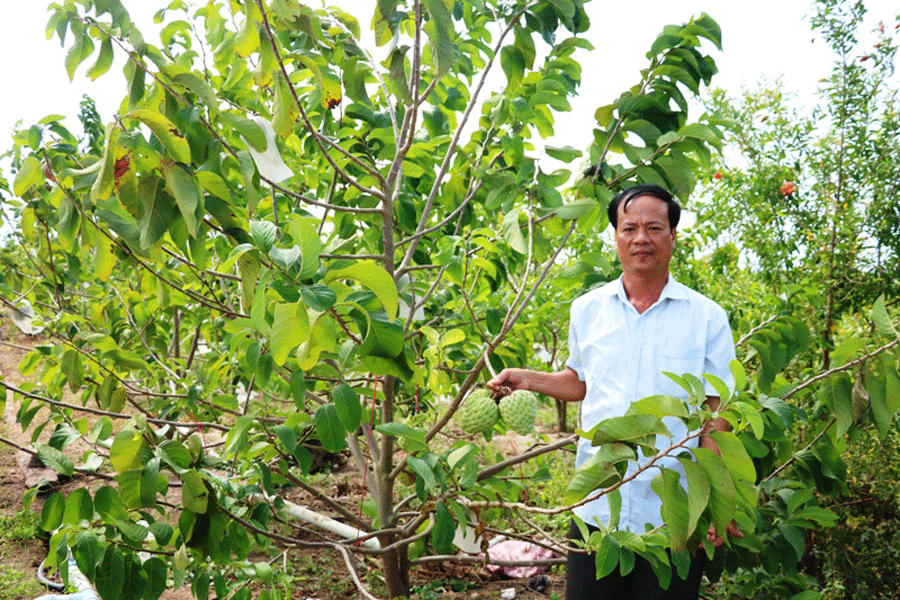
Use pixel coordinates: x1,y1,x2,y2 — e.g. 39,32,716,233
96,546,125,600
677,457,710,540
332,383,362,433
270,301,311,366
13,156,43,196
651,467,689,551
692,447,735,536
421,0,455,77
110,429,149,474
872,295,898,339
325,262,399,321
181,470,209,514
584,414,670,447
162,162,203,236
36,443,75,477
126,109,192,163
63,488,93,525
564,443,634,504
314,404,346,453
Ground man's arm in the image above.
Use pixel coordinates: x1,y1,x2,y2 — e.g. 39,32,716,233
487,367,586,403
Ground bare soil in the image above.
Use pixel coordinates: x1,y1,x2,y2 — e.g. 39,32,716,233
0,321,566,599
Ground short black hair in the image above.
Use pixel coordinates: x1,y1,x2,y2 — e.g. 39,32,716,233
607,184,681,230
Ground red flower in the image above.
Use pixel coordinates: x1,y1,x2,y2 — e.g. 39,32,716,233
714,172,722,180
780,181,797,196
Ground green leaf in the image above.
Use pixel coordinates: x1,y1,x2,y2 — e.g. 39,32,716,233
63,488,93,524
421,0,455,77
626,394,689,420
13,156,44,196
825,373,854,437
110,429,148,474
678,457,710,539
126,109,192,163
96,546,125,600
501,209,526,254
375,422,428,452
250,219,277,252
301,284,337,311
709,431,756,487
564,443,633,504
87,36,114,80
36,443,75,477
545,145,582,162
432,502,455,552
333,383,362,433
162,162,203,237
556,198,598,220
141,457,161,508
314,404,347,453
325,262,399,321
143,557,168,600
872,295,897,339
270,301,311,366
273,71,299,139
652,468,689,551
500,45,525,90
41,492,65,532
729,360,747,392
408,455,438,492
584,414,670,447
158,440,192,472
73,531,104,582
692,447,735,536
181,470,209,514
274,425,297,453
594,534,620,579
219,113,268,152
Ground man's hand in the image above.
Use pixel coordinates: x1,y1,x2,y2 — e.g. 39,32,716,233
487,367,586,403
706,521,743,548
487,368,531,392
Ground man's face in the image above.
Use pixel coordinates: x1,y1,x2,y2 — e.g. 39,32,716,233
614,194,676,278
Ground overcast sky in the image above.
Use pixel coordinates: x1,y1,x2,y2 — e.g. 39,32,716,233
1,1,896,169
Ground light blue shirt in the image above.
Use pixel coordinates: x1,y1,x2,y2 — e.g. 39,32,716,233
565,275,735,531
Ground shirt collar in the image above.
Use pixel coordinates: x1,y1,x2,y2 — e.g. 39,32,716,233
606,274,689,304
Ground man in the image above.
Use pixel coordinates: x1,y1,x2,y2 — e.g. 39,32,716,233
488,184,739,599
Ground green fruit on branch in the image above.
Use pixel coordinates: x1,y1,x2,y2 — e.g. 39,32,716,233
457,389,500,434
499,389,538,435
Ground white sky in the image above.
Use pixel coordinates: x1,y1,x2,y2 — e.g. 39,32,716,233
0,1,896,167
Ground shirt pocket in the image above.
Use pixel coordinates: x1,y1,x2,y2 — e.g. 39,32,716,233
658,345,704,397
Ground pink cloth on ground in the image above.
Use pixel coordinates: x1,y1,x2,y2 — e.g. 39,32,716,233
483,540,558,578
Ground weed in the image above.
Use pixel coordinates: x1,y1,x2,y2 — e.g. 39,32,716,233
0,563,44,600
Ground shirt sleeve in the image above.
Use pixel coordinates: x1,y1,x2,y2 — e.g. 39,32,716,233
565,300,586,381
703,306,737,396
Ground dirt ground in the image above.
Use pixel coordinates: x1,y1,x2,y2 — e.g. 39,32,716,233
0,321,567,600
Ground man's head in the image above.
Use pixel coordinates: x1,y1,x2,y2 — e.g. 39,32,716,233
607,184,680,230
609,184,679,280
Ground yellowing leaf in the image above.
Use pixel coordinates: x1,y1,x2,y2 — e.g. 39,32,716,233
273,71,299,138
325,261,399,321
126,109,192,163
13,156,44,196
270,301,311,366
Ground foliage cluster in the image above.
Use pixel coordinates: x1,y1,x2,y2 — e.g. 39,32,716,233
1,0,900,599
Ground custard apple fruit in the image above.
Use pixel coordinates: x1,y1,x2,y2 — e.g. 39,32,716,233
499,389,537,434
457,389,499,434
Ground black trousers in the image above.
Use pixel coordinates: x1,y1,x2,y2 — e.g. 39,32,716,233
565,520,706,600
